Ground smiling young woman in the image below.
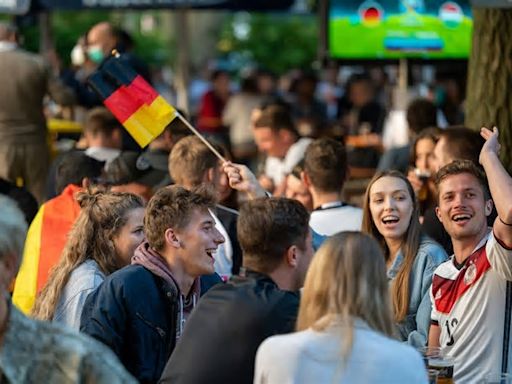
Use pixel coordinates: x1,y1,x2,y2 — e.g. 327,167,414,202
362,170,448,347
32,191,145,329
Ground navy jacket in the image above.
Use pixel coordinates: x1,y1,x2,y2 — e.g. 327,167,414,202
80,265,221,384
159,271,300,384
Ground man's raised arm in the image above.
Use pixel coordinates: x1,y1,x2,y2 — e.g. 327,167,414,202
480,127,512,246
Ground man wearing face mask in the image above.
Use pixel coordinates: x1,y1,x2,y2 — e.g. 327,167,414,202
59,36,99,110
86,22,151,84
65,24,152,111
80,22,151,151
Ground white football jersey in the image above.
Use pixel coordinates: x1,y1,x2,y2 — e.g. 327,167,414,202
430,230,512,383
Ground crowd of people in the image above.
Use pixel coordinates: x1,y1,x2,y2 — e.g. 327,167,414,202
0,18,510,384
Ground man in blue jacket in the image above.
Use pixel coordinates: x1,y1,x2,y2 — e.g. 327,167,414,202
80,186,225,383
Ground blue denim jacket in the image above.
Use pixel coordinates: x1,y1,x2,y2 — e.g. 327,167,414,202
388,236,448,348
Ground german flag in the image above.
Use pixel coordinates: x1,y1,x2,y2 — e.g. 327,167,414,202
88,55,177,148
12,184,82,314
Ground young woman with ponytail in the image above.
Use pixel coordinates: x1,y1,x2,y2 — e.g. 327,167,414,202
32,190,144,329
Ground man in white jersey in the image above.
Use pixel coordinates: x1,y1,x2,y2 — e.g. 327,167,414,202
302,137,362,235
428,127,512,383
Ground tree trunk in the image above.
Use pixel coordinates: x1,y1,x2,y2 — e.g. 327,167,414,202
465,8,512,172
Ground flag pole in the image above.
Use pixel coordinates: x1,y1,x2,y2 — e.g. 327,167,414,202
176,113,226,163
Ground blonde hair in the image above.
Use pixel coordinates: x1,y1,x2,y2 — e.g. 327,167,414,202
169,135,223,188
32,190,144,321
361,171,421,322
297,232,395,360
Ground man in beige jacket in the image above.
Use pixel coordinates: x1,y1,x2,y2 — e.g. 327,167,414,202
0,22,74,203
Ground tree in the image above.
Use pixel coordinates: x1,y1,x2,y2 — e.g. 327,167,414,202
465,8,512,171
218,13,318,74
19,10,174,66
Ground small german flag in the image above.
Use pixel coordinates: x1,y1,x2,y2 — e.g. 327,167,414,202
88,55,177,148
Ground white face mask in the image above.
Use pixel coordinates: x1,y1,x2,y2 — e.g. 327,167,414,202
70,44,85,66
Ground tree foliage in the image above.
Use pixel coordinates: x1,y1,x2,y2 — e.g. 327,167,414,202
218,13,318,74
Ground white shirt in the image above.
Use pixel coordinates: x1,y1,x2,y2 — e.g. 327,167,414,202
381,109,448,151
210,209,233,280
254,319,427,384
430,230,512,383
309,202,363,236
222,93,262,147
0,42,17,52
85,147,121,164
382,110,409,150
264,138,312,185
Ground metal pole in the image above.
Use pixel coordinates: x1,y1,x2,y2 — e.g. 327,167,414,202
38,12,53,54
398,57,408,93
174,8,190,114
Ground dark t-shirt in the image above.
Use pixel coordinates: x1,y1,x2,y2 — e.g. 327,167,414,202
159,271,300,384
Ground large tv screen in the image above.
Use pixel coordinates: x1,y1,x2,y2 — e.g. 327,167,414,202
328,0,473,60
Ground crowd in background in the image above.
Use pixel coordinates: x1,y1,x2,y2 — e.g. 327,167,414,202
0,18,510,384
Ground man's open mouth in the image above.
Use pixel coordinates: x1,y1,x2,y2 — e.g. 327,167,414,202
451,213,472,223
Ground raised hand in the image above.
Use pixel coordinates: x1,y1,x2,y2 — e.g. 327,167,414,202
222,161,267,199
480,126,501,165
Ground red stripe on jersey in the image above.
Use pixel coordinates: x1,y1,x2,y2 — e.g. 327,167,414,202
432,246,491,314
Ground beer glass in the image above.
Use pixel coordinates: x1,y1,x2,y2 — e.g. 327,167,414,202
428,369,439,384
418,347,454,384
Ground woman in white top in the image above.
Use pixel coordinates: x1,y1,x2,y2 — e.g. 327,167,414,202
254,232,428,384
32,190,145,329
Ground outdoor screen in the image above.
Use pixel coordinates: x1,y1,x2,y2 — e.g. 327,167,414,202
328,0,472,60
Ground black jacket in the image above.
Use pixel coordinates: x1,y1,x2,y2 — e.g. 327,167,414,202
80,264,222,384
159,271,300,384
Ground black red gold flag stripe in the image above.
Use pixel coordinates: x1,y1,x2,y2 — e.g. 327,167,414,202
87,55,176,148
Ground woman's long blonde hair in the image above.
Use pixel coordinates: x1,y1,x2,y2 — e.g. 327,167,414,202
361,171,421,322
297,232,395,360
32,190,144,321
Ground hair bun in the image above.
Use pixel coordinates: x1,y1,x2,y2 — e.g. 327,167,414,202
76,189,104,209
